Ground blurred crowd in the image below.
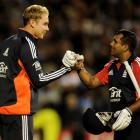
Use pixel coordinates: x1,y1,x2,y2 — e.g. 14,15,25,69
0,0,140,140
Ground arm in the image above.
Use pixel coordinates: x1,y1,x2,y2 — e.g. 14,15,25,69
20,38,71,89
75,61,108,89
129,99,140,113
78,68,102,89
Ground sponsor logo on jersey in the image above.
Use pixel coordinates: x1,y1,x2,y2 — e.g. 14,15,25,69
109,87,121,102
32,61,42,71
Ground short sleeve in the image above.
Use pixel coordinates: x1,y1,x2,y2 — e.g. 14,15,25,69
95,66,108,85
95,61,113,85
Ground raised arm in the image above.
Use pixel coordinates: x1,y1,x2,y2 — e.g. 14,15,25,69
77,66,102,89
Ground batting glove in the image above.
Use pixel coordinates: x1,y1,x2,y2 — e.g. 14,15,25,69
112,107,132,131
62,50,77,68
76,54,84,61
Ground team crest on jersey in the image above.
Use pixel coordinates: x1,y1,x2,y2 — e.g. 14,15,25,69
122,70,127,78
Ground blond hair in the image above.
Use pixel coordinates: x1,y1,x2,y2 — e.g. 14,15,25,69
23,5,49,25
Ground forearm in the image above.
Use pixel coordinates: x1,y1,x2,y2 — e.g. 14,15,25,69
77,68,100,88
77,68,91,88
30,67,71,88
128,98,140,113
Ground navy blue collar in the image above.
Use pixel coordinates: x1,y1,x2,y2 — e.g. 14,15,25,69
126,53,137,64
114,53,137,65
17,29,38,43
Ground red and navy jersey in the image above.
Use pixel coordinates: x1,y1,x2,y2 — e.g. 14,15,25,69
95,54,140,112
0,29,70,114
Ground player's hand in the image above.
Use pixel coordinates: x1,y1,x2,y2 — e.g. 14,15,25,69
62,50,77,68
73,54,84,71
76,54,84,62
112,107,132,131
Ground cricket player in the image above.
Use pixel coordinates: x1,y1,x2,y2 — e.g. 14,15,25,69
63,29,140,140
0,4,79,140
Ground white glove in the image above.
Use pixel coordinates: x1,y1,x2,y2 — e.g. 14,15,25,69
76,54,84,61
62,50,77,68
96,112,113,126
112,108,132,131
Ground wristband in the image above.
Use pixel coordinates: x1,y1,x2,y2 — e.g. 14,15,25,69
125,107,132,115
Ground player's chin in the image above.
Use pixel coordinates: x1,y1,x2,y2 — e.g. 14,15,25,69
38,34,44,39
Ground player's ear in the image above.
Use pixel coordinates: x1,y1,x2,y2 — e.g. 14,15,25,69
123,44,129,52
28,19,37,28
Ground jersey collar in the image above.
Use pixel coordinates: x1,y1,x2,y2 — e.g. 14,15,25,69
17,29,38,43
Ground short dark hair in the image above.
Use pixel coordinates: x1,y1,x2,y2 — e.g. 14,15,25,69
115,29,137,52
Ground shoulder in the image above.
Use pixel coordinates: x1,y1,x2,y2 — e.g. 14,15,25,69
4,34,29,48
132,57,140,68
104,58,118,68
130,57,140,74
0,34,21,51
23,36,37,50
4,34,19,44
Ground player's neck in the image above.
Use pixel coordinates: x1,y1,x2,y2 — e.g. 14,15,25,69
20,25,37,39
119,51,132,63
